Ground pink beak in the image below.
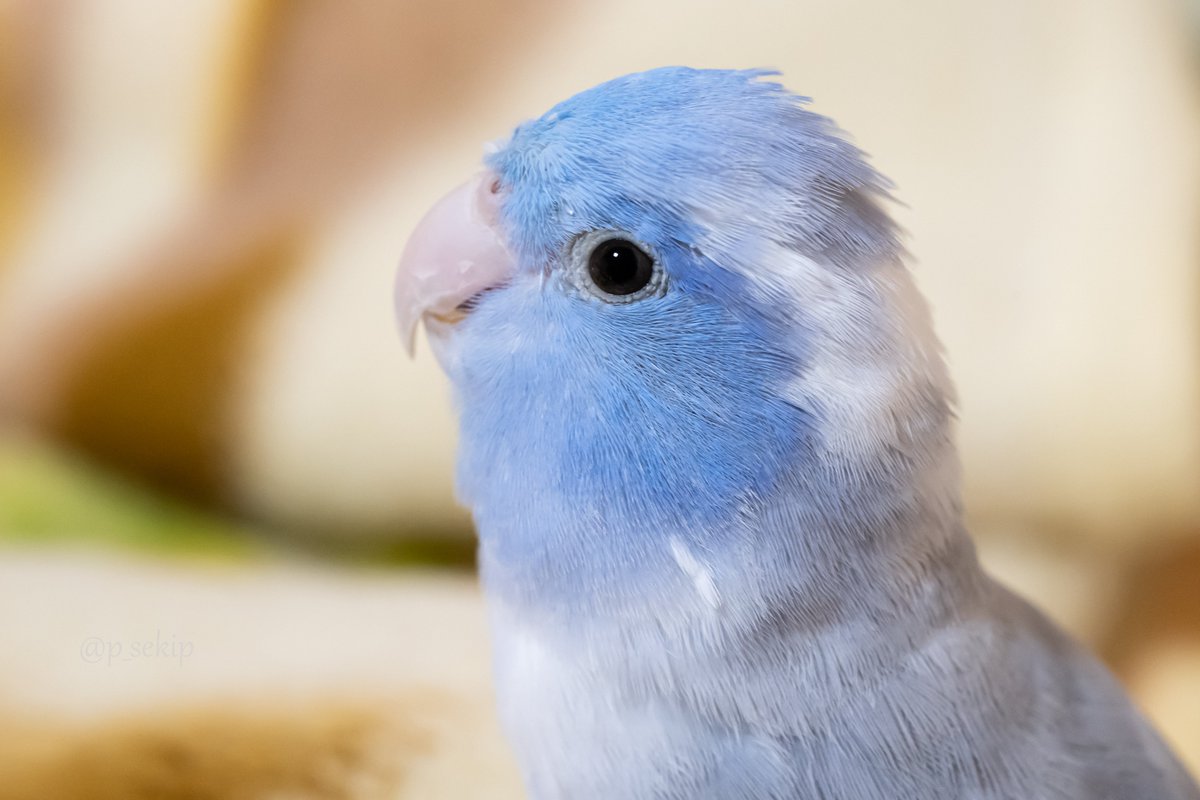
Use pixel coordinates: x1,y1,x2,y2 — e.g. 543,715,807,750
394,170,515,355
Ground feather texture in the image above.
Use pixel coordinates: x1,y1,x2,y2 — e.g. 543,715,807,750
417,67,1199,799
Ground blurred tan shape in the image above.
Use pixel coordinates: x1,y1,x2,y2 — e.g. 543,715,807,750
0,0,246,418
1132,642,1200,776
1106,538,1200,773
51,233,302,503
0,2,59,268
0,0,556,527
0,698,427,800
0,550,524,798
231,163,471,535
0,696,523,800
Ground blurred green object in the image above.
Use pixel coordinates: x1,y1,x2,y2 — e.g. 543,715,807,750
0,434,476,568
0,434,259,559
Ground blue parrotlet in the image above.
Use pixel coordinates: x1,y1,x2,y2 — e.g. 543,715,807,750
394,67,1200,799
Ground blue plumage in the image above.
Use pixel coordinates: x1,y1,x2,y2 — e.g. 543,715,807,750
454,68,903,610
401,67,1200,799
487,67,898,272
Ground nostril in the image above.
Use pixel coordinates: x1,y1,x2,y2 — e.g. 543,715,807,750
474,170,504,227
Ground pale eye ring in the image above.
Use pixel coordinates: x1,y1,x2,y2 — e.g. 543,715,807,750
567,229,665,303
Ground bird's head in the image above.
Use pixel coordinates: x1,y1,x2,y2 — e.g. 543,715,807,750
396,68,957,606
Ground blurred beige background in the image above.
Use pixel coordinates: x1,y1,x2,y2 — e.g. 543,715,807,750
0,1,1197,797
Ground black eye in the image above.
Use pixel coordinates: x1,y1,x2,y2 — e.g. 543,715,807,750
586,238,654,297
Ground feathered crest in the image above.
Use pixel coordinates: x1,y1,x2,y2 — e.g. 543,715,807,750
487,67,900,271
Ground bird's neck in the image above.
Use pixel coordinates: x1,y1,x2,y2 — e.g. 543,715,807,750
478,449,991,736
476,432,986,649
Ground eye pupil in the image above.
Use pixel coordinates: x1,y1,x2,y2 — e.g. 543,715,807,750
587,238,653,296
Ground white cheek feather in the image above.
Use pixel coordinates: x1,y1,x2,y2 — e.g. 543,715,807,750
492,605,569,733
506,623,558,692
746,242,954,462
668,536,721,609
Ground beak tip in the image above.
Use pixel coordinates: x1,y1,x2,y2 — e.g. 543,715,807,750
394,169,512,363
396,309,419,358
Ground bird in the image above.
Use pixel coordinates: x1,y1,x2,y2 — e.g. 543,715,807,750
394,67,1200,799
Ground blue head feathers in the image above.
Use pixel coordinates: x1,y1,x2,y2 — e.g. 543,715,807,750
424,67,954,611
487,67,899,273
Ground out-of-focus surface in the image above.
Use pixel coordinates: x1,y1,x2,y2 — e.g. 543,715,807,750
0,549,524,800
0,0,1198,796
